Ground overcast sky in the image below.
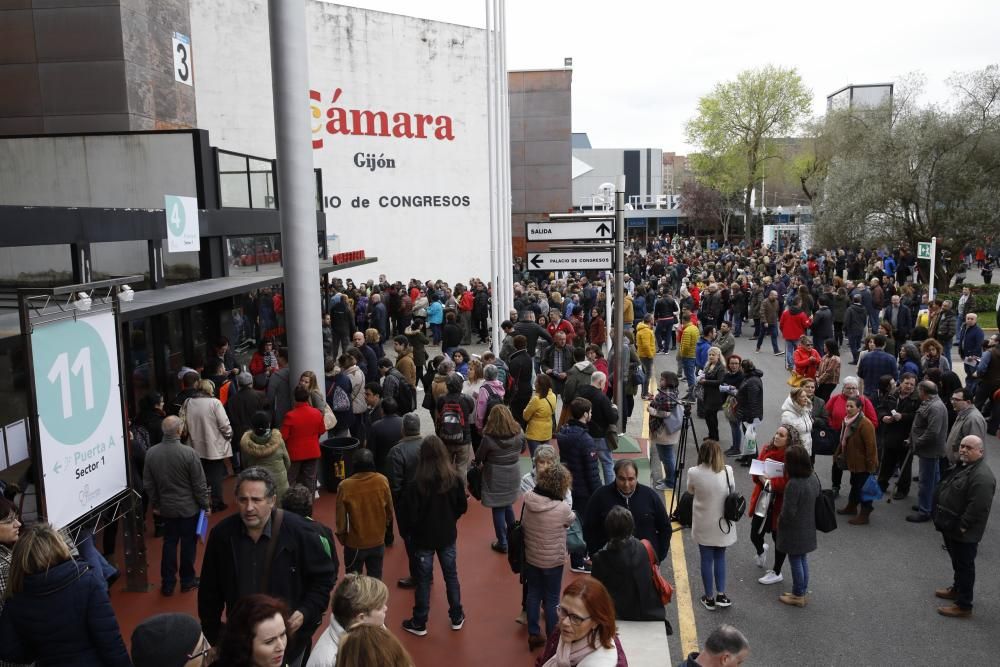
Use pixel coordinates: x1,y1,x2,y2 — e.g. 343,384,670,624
336,0,998,154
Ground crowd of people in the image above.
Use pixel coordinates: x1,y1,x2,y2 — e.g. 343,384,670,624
2,234,998,666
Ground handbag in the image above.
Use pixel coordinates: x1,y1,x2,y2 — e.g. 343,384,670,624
671,491,694,527
787,371,804,387
815,475,838,533
566,515,586,555
605,424,620,451
754,484,772,519
641,539,673,605
860,473,883,503
723,395,739,423
720,467,746,534
467,462,483,501
811,424,837,456
322,402,338,430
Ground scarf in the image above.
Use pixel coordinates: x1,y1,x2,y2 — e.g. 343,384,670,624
542,636,600,667
648,387,679,434
839,411,861,451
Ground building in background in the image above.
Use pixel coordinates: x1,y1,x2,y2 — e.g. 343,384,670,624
661,152,694,196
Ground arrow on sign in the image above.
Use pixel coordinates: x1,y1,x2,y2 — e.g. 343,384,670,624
53,461,62,474
531,254,543,269
596,222,612,237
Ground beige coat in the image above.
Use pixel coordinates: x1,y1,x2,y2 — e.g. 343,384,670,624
181,395,232,460
521,489,574,569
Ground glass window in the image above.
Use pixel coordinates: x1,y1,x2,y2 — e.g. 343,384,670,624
248,158,276,209
225,235,282,275
126,319,156,412
218,151,251,208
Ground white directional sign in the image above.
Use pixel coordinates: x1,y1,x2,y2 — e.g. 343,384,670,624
526,220,614,241
528,251,613,271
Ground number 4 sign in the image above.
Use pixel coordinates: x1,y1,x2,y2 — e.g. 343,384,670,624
165,195,200,252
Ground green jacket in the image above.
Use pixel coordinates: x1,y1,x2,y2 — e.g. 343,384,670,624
933,458,996,543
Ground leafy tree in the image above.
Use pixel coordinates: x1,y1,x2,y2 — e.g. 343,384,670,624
686,65,812,239
685,150,744,241
817,66,1000,287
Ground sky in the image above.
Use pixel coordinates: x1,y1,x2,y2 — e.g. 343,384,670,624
334,0,999,154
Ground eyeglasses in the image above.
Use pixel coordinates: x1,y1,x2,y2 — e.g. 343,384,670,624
556,605,591,626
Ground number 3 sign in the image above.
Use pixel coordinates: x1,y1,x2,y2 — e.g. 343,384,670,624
30,312,127,527
173,32,193,86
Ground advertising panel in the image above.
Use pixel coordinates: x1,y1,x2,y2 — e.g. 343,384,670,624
192,2,491,284
30,312,127,528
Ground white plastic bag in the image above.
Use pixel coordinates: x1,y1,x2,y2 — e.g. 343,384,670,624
741,419,760,456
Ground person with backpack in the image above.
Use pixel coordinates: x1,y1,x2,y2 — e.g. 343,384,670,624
434,373,476,479
475,364,506,431
687,439,738,611
378,358,416,415
329,355,358,437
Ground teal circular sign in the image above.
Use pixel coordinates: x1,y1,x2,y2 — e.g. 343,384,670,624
167,198,186,236
33,318,113,445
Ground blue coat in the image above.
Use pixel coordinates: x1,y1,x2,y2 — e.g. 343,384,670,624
556,421,602,511
0,559,131,667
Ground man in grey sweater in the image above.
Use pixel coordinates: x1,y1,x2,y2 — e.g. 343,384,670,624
144,415,211,596
907,381,949,523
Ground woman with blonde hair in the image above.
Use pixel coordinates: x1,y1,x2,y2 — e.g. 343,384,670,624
0,524,130,666
308,574,389,666
335,625,412,667
687,439,738,610
364,328,384,359
298,370,327,412
476,405,526,554
698,346,727,441
181,375,233,512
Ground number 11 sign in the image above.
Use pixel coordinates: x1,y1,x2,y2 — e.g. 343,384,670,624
30,311,127,528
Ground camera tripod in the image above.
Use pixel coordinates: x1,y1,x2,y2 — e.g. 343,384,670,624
667,399,700,518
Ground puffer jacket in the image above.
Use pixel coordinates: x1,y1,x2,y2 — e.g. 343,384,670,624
780,395,814,454
475,432,524,508
346,365,366,415
181,394,233,460
521,489,574,569
736,369,764,423
678,323,700,358
240,429,291,500
556,421,602,510
635,322,656,358
0,560,131,667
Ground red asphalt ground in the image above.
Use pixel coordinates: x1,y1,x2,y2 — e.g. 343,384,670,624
108,441,649,666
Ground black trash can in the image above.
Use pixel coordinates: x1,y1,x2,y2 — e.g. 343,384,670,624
320,436,360,492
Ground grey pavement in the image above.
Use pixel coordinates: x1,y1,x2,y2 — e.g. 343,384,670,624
657,332,1000,666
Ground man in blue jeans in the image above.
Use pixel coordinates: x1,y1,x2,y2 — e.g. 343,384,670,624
906,381,949,523
755,290,781,355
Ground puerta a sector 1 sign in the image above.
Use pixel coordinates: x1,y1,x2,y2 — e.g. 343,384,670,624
31,312,127,528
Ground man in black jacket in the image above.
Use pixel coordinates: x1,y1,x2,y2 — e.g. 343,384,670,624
513,311,552,359
582,459,672,562
876,373,920,497
541,331,575,396
576,371,619,484
386,414,424,589
198,467,335,663
933,435,996,618
226,372,263,473
507,336,534,426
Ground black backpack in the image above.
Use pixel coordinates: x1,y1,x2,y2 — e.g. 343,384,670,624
720,467,747,533
436,398,467,444
392,370,416,414
672,492,694,527
481,384,504,422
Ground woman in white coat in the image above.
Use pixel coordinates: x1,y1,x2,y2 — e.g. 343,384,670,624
687,439,738,611
780,386,814,455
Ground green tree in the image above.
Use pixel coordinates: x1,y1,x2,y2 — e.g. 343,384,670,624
817,66,1000,286
686,65,813,239
687,150,744,241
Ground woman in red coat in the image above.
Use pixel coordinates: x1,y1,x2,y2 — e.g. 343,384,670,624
792,336,822,380
748,424,801,587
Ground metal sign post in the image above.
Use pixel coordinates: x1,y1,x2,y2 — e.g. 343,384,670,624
614,176,626,432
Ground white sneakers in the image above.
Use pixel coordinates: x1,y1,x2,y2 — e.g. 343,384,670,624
754,543,769,569
758,570,783,585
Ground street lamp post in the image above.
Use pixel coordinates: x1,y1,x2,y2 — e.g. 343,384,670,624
760,206,768,248
796,204,802,252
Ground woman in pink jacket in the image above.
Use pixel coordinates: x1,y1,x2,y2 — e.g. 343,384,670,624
521,463,575,652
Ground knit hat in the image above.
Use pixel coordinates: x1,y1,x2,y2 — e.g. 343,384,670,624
131,613,202,667
237,371,253,387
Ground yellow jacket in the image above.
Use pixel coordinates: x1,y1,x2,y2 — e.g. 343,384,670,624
523,392,557,442
679,323,700,358
623,295,634,323
636,322,656,359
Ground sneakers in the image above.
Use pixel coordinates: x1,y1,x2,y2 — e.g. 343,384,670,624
653,480,673,491
724,448,740,457
570,561,592,574
774,351,784,357
700,595,716,611
450,614,466,630
180,577,200,593
490,541,508,553
402,619,428,636
515,610,527,625
754,544,769,569
758,570,783,585
715,593,732,608
397,577,416,590
779,592,807,607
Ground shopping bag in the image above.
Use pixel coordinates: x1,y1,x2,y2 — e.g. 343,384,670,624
860,473,883,503
566,515,586,555
196,509,209,543
741,420,759,456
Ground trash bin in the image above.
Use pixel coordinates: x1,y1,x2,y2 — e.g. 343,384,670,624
319,436,360,492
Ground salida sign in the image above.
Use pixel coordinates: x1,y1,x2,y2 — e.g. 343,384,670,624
309,87,470,211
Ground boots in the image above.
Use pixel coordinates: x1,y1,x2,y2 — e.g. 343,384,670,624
848,507,872,525
837,501,858,516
